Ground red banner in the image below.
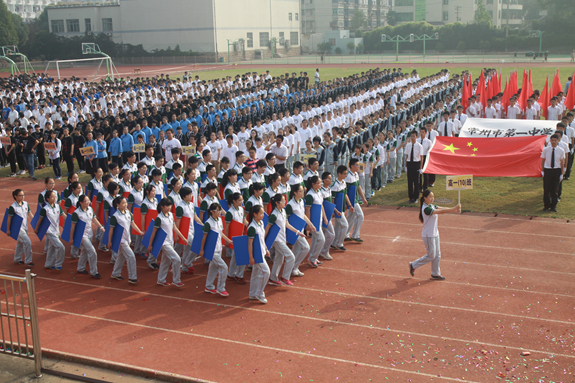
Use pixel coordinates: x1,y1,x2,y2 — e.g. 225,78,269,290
423,136,546,177
177,216,191,245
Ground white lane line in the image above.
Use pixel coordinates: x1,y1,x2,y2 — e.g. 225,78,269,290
392,236,400,243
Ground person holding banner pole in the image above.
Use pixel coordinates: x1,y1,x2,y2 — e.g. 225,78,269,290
71,195,103,279
225,192,249,284
149,198,188,288
110,196,144,284
248,205,271,304
35,191,66,270
7,189,34,266
201,203,234,296
286,185,315,276
305,175,328,267
176,187,202,274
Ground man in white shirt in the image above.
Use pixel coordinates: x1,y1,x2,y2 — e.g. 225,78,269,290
314,69,320,84
221,135,239,168
404,130,423,203
540,133,565,212
484,99,497,119
547,98,562,121
161,129,182,162
455,105,468,126
437,112,454,137
506,97,522,119
417,127,432,189
270,135,288,170
524,98,537,120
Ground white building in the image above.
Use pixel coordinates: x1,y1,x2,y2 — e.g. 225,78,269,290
302,0,390,34
46,0,301,59
392,0,523,28
5,0,60,22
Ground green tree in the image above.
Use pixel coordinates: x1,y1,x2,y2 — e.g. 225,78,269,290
346,41,356,54
317,42,332,54
386,10,398,26
335,47,342,54
11,13,29,46
37,7,49,32
0,0,18,46
473,0,492,25
350,10,367,30
356,43,364,54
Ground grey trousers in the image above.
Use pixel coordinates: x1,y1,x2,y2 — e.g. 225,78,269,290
271,240,295,281
14,229,32,264
158,244,181,284
412,236,441,277
71,245,80,259
308,228,325,263
321,221,335,256
227,247,246,278
249,261,270,299
292,235,310,271
346,203,364,239
387,158,396,181
45,232,65,268
396,152,403,177
112,242,137,280
206,251,227,292
332,214,348,247
78,237,98,276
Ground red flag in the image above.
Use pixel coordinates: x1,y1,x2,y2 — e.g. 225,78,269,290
476,71,485,96
518,70,528,110
501,77,510,113
527,70,533,99
565,72,575,110
423,136,546,177
540,75,550,120
551,69,562,97
461,75,469,111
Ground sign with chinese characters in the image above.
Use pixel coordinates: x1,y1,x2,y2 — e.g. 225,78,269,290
446,175,473,191
460,118,558,138
133,143,145,153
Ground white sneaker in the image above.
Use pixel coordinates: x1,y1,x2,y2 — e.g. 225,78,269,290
78,170,86,174
319,253,333,261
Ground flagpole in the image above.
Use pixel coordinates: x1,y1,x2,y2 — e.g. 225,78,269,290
458,190,460,205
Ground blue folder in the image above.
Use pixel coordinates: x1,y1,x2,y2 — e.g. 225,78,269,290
131,203,140,213
219,199,229,212
35,212,51,241
263,212,269,227
109,224,124,253
202,230,219,261
233,234,264,266
105,207,116,224
265,223,280,250
142,222,166,258
1,208,23,241
190,221,205,254
286,214,306,245
90,188,99,200
61,214,85,248
334,193,344,218
309,204,322,232
155,195,162,204
164,184,169,197
30,205,41,230
322,201,336,228
347,185,357,207
60,190,65,200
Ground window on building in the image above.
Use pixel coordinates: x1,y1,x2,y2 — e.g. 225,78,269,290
443,0,448,4
486,0,493,3
329,38,336,46
295,13,298,20
51,19,64,33
443,11,448,20
66,19,79,32
289,12,292,20
290,31,299,45
247,32,253,48
85,18,91,32
279,31,285,43
396,12,414,21
259,32,270,47
395,0,413,6
102,18,113,32
488,10,493,17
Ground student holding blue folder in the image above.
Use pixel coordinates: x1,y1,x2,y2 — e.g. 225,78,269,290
225,192,249,284
201,203,233,296
38,177,60,255
286,185,315,276
148,198,188,288
319,172,338,261
86,167,104,198
168,178,183,208
199,183,219,222
330,166,353,251
270,193,307,284
71,195,104,279
247,205,270,304
140,184,159,269
64,181,83,259
244,183,264,212
103,181,120,263
35,191,66,270
305,175,328,267
345,158,368,243
8,189,34,266
176,187,203,274
110,196,145,284
118,169,133,196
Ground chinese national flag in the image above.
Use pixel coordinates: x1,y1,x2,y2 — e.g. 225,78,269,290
423,136,546,177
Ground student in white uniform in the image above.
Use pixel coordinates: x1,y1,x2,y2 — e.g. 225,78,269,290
409,190,461,280
109,196,144,284
71,194,104,279
247,205,271,304
35,190,66,270
305,175,328,267
140,184,159,269
148,198,188,287
267,193,307,283
225,192,249,283
345,158,368,242
201,202,233,296
286,184,316,276
330,166,353,251
319,172,338,261
7,189,34,266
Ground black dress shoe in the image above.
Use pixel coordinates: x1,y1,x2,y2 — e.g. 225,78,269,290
409,263,414,276
551,207,558,212
431,275,445,280
543,207,549,211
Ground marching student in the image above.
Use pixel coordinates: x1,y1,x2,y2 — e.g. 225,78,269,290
286,184,316,275
35,190,66,270
319,172,338,260
118,169,133,196
176,187,203,274
64,181,83,259
404,131,423,204
409,189,461,280
201,202,233,296
262,173,281,214
305,175,328,267
110,196,144,284
245,183,265,212
102,181,121,263
149,168,165,201
268,193,306,284
252,159,267,188
288,161,305,189
263,153,276,184
541,133,565,212
63,173,81,199
87,167,104,198
199,183,220,223
140,184,160,269
223,169,241,200
95,174,114,252
247,205,271,304
303,158,320,181
148,198,188,288
7,189,34,266
168,178,183,208
238,166,253,201
70,194,103,279
183,168,199,207
225,192,249,284
345,158,368,243
330,166,352,251
38,177,61,206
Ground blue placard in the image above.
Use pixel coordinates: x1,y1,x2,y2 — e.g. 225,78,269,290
61,214,85,248
265,223,280,250
105,207,116,224
60,190,65,200
142,222,166,258
110,224,124,253
1,208,23,241
90,188,99,200
164,184,169,197
309,204,322,232
35,213,51,241
102,219,111,247
203,230,219,261
322,201,336,228
219,199,229,212
201,173,207,182
347,185,357,207
190,221,205,254
233,234,264,266
30,205,41,230
263,212,269,227
334,193,344,218
155,195,162,204
194,206,201,217
286,214,306,245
